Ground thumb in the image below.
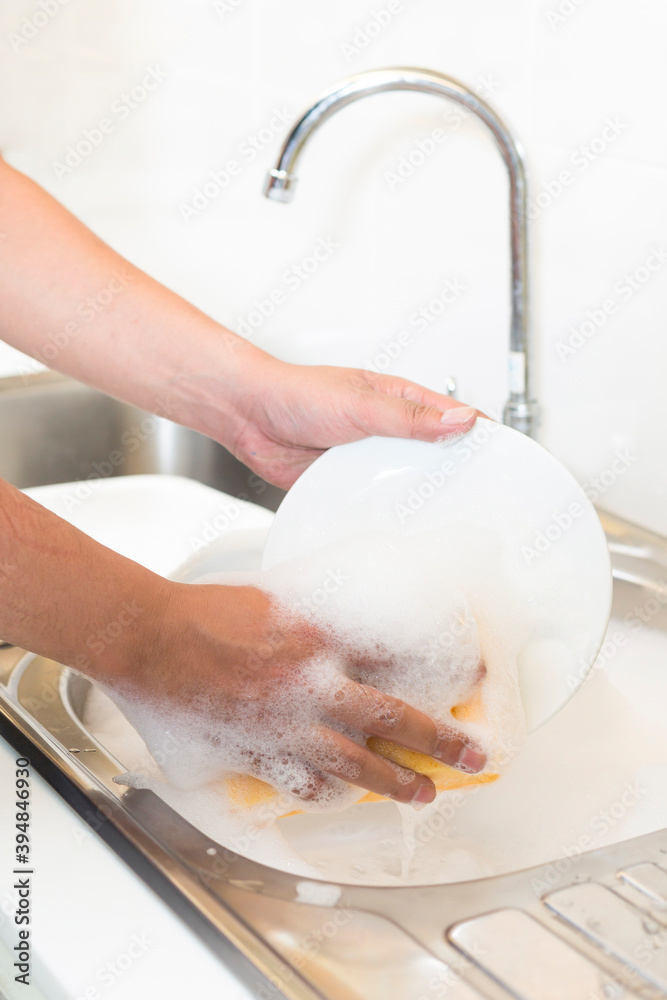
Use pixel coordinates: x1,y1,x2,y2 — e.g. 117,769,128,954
360,396,478,443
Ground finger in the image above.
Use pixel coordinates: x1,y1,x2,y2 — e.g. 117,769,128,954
363,370,476,413
349,380,478,444
362,371,491,422
327,679,486,774
309,726,436,807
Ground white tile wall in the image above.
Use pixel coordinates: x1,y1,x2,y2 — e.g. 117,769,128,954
0,0,665,532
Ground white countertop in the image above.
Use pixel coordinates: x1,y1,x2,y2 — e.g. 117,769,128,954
0,475,276,1000
0,738,261,1000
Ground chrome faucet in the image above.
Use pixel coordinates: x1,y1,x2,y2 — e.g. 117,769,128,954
263,67,539,437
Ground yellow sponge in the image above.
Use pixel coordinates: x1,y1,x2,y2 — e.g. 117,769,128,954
224,689,496,815
358,737,498,803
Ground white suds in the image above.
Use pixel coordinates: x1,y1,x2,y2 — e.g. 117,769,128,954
83,520,546,882
104,528,527,815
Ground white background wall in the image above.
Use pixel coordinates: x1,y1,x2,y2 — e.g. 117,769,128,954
0,0,665,532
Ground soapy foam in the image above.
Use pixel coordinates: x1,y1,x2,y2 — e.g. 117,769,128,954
73,430,621,885
280,620,667,884
77,520,551,886
83,616,667,885
105,526,527,823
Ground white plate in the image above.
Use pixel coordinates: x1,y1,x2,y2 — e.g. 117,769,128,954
262,420,613,731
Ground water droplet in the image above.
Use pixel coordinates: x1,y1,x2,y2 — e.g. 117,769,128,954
206,847,217,856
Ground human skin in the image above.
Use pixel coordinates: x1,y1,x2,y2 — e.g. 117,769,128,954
0,156,485,807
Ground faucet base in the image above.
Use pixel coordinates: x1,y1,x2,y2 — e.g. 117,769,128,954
503,398,540,438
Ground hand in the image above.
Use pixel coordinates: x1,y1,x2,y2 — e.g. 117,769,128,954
221,354,478,488
0,480,485,809
0,159,477,492
128,580,487,808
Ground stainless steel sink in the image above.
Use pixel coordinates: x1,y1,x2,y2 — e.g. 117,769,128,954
0,370,285,511
3,511,667,1000
4,369,667,998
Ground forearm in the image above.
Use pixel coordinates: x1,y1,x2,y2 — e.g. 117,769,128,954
0,477,485,804
0,477,166,681
0,156,272,440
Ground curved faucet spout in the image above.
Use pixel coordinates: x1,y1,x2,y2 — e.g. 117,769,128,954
263,67,538,436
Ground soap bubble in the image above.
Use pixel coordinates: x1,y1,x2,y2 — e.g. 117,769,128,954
98,527,526,814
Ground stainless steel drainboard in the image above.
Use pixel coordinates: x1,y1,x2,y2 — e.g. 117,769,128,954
2,508,667,1000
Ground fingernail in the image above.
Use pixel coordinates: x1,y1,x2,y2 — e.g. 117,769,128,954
434,738,487,773
440,406,476,427
411,784,436,811
456,747,486,774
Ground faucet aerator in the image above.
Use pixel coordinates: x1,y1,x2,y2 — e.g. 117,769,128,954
263,169,297,203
